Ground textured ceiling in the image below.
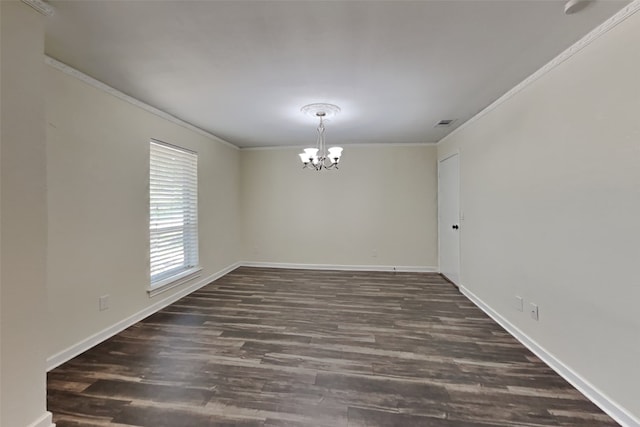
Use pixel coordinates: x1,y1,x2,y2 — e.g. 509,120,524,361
45,0,628,148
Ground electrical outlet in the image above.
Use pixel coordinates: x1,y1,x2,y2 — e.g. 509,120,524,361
515,296,523,312
99,295,109,311
530,303,539,321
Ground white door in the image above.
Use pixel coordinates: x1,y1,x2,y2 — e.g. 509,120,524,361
438,153,460,284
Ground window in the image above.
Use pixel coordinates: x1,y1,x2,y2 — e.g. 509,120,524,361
149,140,199,290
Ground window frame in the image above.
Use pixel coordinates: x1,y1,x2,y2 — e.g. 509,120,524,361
148,139,201,296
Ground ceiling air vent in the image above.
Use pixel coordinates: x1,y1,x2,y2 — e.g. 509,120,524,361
435,119,456,128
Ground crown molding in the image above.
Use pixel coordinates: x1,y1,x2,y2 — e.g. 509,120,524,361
438,0,640,146
44,56,239,150
240,141,437,151
340,142,437,148
21,0,54,16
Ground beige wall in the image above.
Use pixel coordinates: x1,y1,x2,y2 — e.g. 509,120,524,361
438,10,640,421
240,145,438,268
46,65,241,360
0,2,51,426
45,62,439,377
39,4,640,425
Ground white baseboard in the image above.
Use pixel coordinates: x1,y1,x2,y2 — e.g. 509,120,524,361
46,262,241,371
240,261,438,273
27,411,54,427
460,285,640,427
44,261,637,426
47,261,434,371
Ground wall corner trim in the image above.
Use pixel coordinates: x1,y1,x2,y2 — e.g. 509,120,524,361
46,262,241,371
27,411,54,427
438,0,640,146
21,0,54,16
459,285,640,427
43,56,239,151
240,261,438,273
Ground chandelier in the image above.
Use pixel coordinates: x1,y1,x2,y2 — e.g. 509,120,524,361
298,103,343,170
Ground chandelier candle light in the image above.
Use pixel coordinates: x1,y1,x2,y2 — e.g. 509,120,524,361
298,103,343,171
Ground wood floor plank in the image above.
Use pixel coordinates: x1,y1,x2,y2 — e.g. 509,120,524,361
48,268,618,426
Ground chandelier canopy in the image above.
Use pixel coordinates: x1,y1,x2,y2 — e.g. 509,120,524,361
298,103,343,171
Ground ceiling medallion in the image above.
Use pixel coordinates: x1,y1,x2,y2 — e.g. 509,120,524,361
298,103,343,171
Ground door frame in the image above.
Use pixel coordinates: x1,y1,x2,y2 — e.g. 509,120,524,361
437,150,461,285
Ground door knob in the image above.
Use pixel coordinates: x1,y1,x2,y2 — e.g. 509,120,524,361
452,225,459,230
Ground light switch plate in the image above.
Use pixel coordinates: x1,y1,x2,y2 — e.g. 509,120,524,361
515,296,523,312
99,295,109,311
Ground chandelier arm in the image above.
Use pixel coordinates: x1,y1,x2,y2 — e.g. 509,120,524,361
320,158,335,169
299,103,341,172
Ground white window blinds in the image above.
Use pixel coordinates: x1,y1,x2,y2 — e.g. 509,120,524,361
149,140,199,285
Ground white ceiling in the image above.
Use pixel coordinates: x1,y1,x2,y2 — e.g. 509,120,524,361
45,0,628,148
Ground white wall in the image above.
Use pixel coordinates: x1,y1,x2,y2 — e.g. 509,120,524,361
241,145,438,269
438,8,640,423
0,2,51,426
46,64,241,362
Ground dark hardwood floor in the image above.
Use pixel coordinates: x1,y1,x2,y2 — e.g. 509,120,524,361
48,267,617,426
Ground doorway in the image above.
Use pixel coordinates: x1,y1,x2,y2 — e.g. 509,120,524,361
438,153,460,285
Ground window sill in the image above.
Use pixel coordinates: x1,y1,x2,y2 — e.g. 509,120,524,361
147,267,202,298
